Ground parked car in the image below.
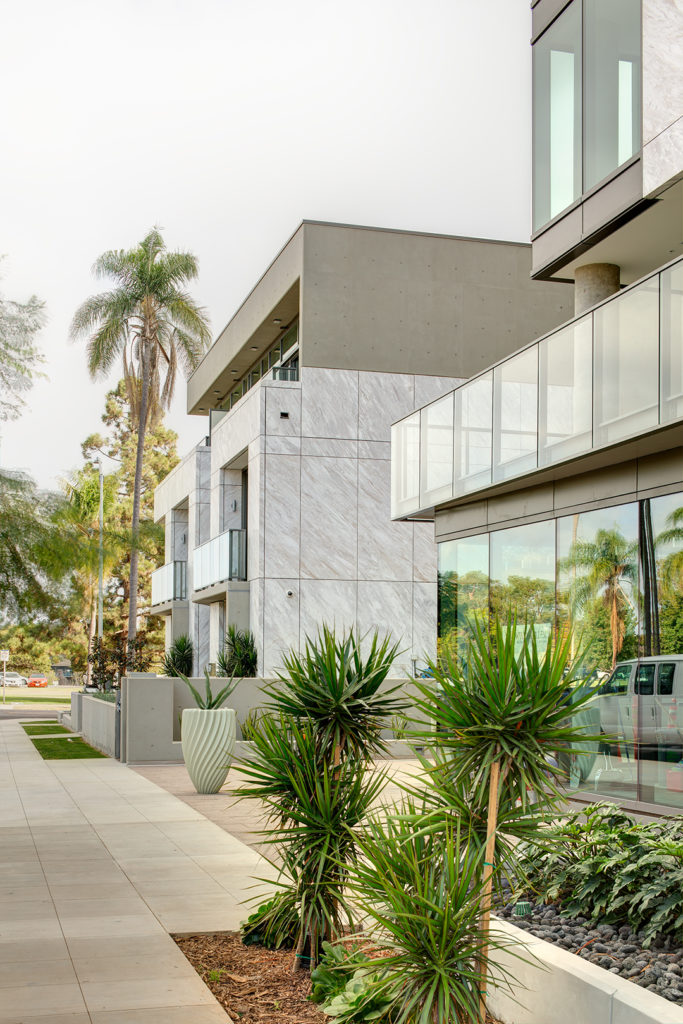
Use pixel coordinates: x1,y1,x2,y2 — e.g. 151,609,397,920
598,656,683,749
2,672,27,687
27,674,49,687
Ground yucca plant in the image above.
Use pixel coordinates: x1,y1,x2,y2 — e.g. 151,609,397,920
235,711,388,968
411,616,599,1019
267,625,405,764
163,634,193,677
347,812,516,1024
178,667,238,709
217,625,258,678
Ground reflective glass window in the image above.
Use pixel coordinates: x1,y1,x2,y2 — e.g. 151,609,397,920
602,663,632,695
584,0,641,191
658,664,676,697
489,521,555,643
454,372,492,495
635,663,655,695
391,413,421,518
532,1,582,230
645,493,683,658
661,263,683,424
593,279,659,446
493,348,538,483
539,315,593,466
420,394,454,507
438,534,489,665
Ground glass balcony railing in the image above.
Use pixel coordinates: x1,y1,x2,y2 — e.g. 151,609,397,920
151,561,187,606
193,529,247,591
392,254,683,519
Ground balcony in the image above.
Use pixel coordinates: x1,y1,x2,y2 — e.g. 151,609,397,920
151,561,187,606
392,254,683,519
193,529,247,591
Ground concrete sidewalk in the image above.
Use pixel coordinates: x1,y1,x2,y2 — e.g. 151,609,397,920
0,720,273,1024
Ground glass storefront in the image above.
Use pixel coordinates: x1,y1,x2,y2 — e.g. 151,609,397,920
437,490,683,810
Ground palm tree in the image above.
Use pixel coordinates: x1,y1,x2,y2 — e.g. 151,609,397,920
70,229,211,645
560,526,638,669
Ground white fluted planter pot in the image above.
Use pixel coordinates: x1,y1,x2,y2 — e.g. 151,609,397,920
181,707,236,794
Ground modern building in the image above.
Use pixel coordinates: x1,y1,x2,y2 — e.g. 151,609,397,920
391,0,683,813
151,221,571,678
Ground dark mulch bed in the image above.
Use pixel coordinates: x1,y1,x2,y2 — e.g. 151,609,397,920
175,931,326,1023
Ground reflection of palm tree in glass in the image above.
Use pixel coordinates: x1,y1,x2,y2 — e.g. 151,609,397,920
656,505,683,587
560,528,638,669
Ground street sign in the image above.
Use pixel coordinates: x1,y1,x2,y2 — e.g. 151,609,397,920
0,651,8,662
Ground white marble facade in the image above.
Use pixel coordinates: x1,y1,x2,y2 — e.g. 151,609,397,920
195,365,460,677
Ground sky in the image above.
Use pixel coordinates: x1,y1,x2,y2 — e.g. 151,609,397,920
0,0,532,489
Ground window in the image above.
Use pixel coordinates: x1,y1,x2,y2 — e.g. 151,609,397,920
635,663,655,695
533,0,641,232
658,664,676,697
584,0,641,191
533,0,582,230
603,663,632,694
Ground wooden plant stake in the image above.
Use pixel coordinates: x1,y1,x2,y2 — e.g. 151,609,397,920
479,756,501,1023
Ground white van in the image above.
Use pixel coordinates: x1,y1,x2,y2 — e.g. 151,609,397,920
598,655,683,749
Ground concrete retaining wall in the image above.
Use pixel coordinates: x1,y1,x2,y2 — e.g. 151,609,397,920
489,918,683,1024
120,674,424,765
69,691,82,733
80,695,116,758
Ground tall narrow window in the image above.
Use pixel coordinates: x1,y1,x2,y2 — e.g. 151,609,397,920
533,2,582,230
584,0,641,191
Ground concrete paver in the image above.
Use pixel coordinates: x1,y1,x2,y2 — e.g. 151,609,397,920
0,719,276,1023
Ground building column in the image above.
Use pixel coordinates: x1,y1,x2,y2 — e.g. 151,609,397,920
574,263,620,316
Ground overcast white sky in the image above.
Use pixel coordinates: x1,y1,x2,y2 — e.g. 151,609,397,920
0,0,531,489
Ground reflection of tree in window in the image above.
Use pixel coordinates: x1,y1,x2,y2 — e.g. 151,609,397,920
559,527,638,670
437,569,488,663
654,503,683,656
490,575,555,625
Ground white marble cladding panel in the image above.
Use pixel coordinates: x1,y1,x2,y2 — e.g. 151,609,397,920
247,447,264,580
192,602,211,675
266,384,301,437
221,469,243,532
172,509,188,562
357,580,413,659
262,578,300,677
358,372,416,442
196,448,211,489
210,473,221,536
414,375,465,408
299,580,357,650
300,456,358,580
250,576,264,676
359,440,390,460
302,437,358,458
211,387,262,473
264,454,301,579
266,436,301,456
643,114,683,196
357,459,412,582
412,521,438,584
301,368,359,439
412,582,437,670
642,0,683,145
209,602,223,663
154,445,201,521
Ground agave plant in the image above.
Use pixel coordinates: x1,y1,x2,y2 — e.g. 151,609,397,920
267,625,405,764
163,634,193,677
178,667,238,709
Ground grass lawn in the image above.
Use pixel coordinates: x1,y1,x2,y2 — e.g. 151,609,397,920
31,736,106,759
22,723,70,736
2,696,72,704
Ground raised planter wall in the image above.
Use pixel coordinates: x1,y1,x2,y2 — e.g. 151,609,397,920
80,695,116,758
69,691,82,733
489,919,683,1024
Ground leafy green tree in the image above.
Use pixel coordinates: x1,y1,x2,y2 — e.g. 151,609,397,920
81,381,179,663
70,229,211,645
0,266,45,423
0,471,61,618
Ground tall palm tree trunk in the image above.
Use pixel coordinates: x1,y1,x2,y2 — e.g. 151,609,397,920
127,349,150,647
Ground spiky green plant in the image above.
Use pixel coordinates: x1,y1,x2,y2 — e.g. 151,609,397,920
267,626,405,764
178,667,238,709
217,625,257,678
347,812,516,1024
163,634,193,677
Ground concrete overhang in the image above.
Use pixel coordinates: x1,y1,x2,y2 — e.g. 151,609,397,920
403,421,683,523
188,225,304,415
149,599,188,617
191,579,250,606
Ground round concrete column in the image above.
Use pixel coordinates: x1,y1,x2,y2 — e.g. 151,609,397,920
574,263,620,316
